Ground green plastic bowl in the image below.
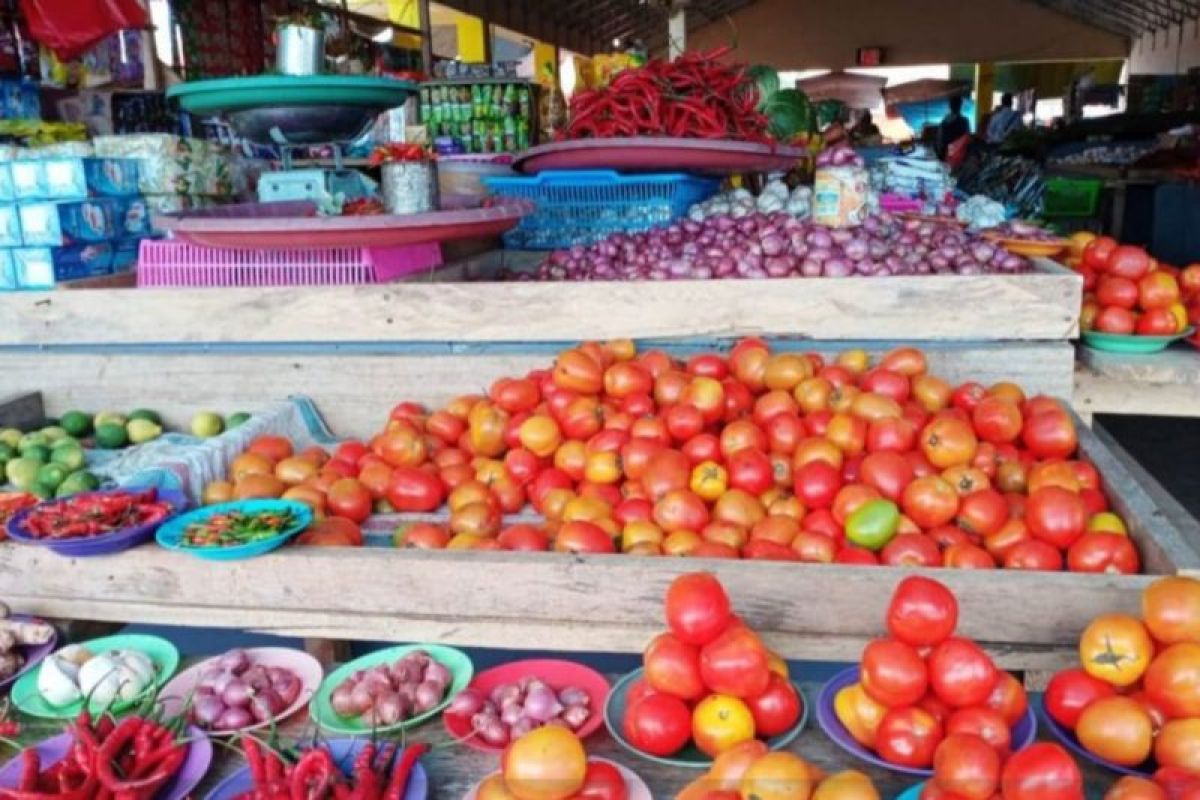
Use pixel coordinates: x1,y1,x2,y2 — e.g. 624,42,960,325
167,75,416,114
13,634,180,720
309,644,473,735
1082,326,1195,353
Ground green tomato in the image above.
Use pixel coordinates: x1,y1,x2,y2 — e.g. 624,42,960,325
845,499,901,551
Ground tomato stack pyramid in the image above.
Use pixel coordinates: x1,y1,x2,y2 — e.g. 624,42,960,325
1078,238,1194,338
624,572,804,759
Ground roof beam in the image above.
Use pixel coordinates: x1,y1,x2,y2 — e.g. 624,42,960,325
1108,0,1183,29
1030,0,1136,35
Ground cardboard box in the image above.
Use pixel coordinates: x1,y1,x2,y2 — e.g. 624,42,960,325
12,244,113,288
114,197,152,237
41,158,142,199
110,237,143,272
18,199,117,246
9,161,45,200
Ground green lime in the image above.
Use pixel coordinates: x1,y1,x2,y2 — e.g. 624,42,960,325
190,412,224,438
21,444,50,464
51,436,80,450
5,458,41,491
39,426,68,442
56,471,100,497
36,463,68,490
30,482,54,500
0,428,21,449
94,411,127,429
50,445,85,473
0,442,14,464
17,432,48,453
227,412,252,429
128,409,163,426
94,423,129,449
126,419,163,445
59,411,92,438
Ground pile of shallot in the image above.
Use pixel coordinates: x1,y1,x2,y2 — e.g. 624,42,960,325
521,212,1030,282
330,649,451,726
446,678,592,748
191,649,303,731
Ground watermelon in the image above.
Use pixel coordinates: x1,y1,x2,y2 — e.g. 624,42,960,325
765,89,816,141
747,65,781,110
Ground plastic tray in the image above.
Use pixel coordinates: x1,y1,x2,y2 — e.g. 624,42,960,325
1044,176,1103,218
167,75,417,115
1082,327,1195,354
155,499,313,561
603,667,807,769
484,170,718,250
443,658,610,752
514,137,808,175
138,240,443,287
5,488,189,557
153,200,531,249
0,726,211,800
816,666,1037,776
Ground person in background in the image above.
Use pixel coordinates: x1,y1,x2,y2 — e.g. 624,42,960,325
850,109,882,145
936,95,970,161
986,92,1024,143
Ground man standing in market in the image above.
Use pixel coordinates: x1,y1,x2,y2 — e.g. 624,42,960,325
936,95,971,163
986,93,1024,144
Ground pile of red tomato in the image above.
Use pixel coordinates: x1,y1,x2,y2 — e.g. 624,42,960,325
207,339,1137,573
625,573,804,760
1047,576,1200,789
926,740,1084,800
835,577,1030,771
1071,235,1200,338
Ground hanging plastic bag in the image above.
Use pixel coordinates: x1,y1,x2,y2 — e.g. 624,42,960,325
18,0,148,62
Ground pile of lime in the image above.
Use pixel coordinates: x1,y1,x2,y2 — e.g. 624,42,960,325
0,427,98,499
59,409,166,450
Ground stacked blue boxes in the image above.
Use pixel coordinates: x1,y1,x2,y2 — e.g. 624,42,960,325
0,157,149,289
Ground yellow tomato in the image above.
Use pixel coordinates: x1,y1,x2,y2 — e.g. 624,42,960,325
693,694,757,758
502,727,587,800
813,771,880,800
690,460,729,502
1069,231,1097,258
1080,614,1154,688
663,529,702,556
583,451,621,484
518,415,561,457
1088,512,1128,536
561,495,611,523
833,682,887,749
621,520,664,551
1169,302,1190,332
740,752,819,800
835,348,870,376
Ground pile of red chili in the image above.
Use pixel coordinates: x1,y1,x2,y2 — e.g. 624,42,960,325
562,47,771,142
19,489,172,540
1,711,187,800
233,738,427,800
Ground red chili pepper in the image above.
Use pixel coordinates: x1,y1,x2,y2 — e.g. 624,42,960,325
18,750,38,791
243,737,267,786
289,748,335,800
383,743,427,800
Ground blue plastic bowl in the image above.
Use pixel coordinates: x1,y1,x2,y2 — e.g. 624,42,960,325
6,488,189,557
155,499,312,560
897,783,924,799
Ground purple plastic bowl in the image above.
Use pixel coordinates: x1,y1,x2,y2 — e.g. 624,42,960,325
1039,696,1153,777
0,725,211,800
204,738,427,800
0,615,57,691
6,488,189,557
816,665,1038,777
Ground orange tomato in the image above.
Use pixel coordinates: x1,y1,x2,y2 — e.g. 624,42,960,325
282,486,326,512
1076,696,1153,767
1079,614,1154,688
501,727,587,800
1142,576,1200,645
1104,777,1166,800
233,474,285,500
518,415,561,458
247,435,293,462
378,428,427,468
274,456,318,486
812,771,879,800
708,740,770,789
231,452,275,481
202,480,234,505
921,416,978,469
739,752,818,800
475,774,518,800
296,516,363,547
326,478,372,523
1154,718,1200,773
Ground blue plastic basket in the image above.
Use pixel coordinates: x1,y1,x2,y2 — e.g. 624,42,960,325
483,169,720,250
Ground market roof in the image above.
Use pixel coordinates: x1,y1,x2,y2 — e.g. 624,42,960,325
1030,0,1199,36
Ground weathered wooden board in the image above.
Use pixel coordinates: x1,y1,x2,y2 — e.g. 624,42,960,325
0,260,1081,344
0,392,44,430
1075,345,1200,418
2,342,1075,439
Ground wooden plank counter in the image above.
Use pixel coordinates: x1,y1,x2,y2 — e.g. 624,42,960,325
1074,345,1200,421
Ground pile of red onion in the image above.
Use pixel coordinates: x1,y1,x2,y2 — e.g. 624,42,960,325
446,677,592,748
329,649,452,726
190,649,304,731
520,212,1030,281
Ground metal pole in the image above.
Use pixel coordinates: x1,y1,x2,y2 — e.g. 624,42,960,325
419,0,433,73
668,2,687,58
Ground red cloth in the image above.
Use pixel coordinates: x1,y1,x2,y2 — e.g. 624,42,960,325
19,0,148,61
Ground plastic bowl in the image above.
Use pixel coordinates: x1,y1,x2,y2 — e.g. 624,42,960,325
897,783,924,800
1039,696,1152,777
1082,327,1195,354
204,738,427,800
12,633,180,720
603,667,808,769
0,725,210,800
158,647,324,735
155,499,312,560
0,615,57,692
6,488,189,557
310,644,473,735
816,666,1037,776
462,758,650,800
443,658,610,752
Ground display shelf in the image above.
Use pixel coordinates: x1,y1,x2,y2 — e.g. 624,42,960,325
1074,344,1200,421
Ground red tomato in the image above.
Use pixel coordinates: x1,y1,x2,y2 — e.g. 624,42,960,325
1000,743,1084,800
1096,306,1137,334
876,707,943,769
984,672,1028,727
571,760,628,800
944,543,996,569
835,545,879,565
868,417,918,454
886,576,959,648
681,433,721,466
497,524,549,551
1144,642,1200,720
642,450,691,503
1026,487,1086,550
1097,275,1140,309
664,572,732,646
956,488,1008,538
793,460,843,509
860,452,915,501
643,632,705,701
727,448,774,495
1138,308,1179,336
1021,405,1078,461
928,638,998,708
932,733,1001,800
653,489,710,532
324,480,374,527
554,520,616,554
664,404,705,443
860,638,929,708
946,706,1012,756
902,476,960,529
386,467,446,512
746,673,802,737
743,539,799,561
604,361,652,398
1084,236,1118,270
1108,245,1153,280
720,420,769,460
699,626,771,699
952,382,986,414
972,396,1023,444
880,533,941,567
1003,539,1064,571
554,348,604,394
1044,667,1117,730
1067,533,1141,574
765,413,806,455
792,529,837,563
623,693,692,757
